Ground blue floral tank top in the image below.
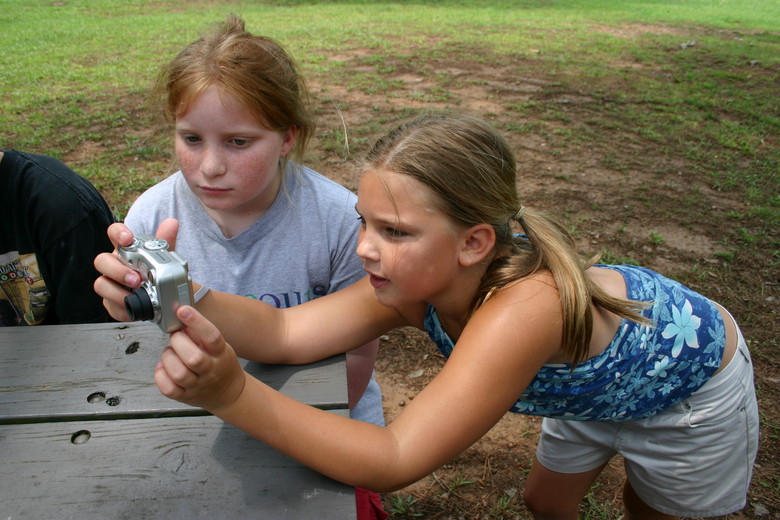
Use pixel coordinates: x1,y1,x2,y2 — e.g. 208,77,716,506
423,264,726,422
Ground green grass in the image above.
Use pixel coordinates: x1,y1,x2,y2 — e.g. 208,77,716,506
3,2,777,175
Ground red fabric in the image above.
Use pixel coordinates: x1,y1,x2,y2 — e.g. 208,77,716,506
355,487,388,520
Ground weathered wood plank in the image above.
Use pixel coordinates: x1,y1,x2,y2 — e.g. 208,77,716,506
0,413,356,519
0,322,348,423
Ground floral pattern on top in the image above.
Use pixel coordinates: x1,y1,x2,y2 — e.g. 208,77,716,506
423,264,726,422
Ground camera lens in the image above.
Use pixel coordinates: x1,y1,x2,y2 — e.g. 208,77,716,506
124,288,155,321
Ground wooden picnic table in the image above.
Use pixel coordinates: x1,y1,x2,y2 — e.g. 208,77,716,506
0,321,356,519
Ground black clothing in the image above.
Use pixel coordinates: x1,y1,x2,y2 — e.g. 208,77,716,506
0,150,115,325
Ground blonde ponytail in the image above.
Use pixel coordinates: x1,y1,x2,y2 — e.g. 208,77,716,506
480,209,649,365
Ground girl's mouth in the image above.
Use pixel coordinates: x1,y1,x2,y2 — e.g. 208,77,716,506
200,185,230,195
368,273,389,289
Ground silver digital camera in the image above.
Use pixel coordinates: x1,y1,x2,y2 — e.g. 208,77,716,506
117,235,193,333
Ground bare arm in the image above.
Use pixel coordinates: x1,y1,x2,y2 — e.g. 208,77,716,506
158,276,563,491
194,278,399,364
94,221,398,363
345,340,379,409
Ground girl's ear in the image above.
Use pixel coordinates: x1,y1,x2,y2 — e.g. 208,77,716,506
280,125,297,157
459,223,496,267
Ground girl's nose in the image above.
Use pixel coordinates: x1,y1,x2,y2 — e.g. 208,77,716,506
356,228,379,262
200,146,226,177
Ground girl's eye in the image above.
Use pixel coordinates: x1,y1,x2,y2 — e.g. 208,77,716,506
386,227,407,238
184,135,200,144
231,138,249,146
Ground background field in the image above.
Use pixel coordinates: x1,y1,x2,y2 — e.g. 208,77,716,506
2,1,778,517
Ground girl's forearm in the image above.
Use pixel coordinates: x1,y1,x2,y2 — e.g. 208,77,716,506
192,279,406,365
193,287,290,361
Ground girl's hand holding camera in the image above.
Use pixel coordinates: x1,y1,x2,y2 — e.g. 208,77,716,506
155,305,246,413
93,219,244,411
93,219,180,322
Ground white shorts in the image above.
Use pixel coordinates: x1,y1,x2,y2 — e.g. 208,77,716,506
536,326,759,517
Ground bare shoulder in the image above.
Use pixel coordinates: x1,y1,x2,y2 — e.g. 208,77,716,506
496,270,560,302
464,271,564,363
585,265,628,299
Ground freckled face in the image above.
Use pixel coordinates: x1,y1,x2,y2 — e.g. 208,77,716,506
355,169,465,308
175,87,295,222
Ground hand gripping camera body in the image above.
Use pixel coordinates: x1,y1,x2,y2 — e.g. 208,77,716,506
117,235,193,333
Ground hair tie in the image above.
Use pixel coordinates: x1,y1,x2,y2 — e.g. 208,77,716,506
514,206,526,221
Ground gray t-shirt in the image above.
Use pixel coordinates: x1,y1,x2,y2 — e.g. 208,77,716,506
124,163,384,425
